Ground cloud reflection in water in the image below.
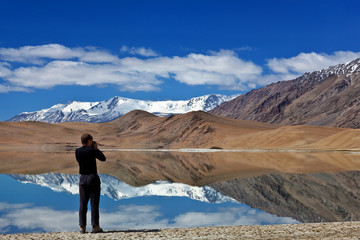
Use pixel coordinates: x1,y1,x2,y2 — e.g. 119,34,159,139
0,202,297,233
0,174,298,234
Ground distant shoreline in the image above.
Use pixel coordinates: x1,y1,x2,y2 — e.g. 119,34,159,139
102,148,360,154
1,222,360,239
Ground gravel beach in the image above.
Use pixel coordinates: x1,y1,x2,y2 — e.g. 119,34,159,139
1,222,360,240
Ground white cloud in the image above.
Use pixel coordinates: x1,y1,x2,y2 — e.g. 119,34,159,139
6,60,162,92
0,84,30,93
0,44,118,64
1,44,360,93
267,51,360,75
0,62,11,78
118,50,262,90
0,44,262,93
120,45,159,57
233,46,254,52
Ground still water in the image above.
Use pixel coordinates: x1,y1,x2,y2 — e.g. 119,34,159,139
0,173,297,234
2,150,360,234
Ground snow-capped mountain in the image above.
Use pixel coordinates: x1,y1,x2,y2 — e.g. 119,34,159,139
10,173,235,204
298,57,360,83
8,94,237,123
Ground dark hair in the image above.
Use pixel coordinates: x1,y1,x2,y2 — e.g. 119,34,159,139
81,133,93,145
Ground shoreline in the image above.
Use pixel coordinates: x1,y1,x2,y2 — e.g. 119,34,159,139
1,222,360,239
101,147,360,154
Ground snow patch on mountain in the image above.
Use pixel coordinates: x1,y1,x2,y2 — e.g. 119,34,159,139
8,94,238,123
10,173,236,204
301,58,360,82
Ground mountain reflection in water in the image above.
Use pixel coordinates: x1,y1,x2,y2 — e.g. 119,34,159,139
1,150,360,233
0,173,297,234
210,171,360,223
2,150,360,187
11,173,233,203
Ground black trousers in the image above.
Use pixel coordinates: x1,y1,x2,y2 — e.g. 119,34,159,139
79,174,101,227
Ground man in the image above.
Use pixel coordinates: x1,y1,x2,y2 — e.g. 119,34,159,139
75,133,106,234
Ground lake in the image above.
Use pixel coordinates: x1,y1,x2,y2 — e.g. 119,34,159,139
1,150,360,234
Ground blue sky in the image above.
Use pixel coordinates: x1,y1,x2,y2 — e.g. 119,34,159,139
1,0,360,120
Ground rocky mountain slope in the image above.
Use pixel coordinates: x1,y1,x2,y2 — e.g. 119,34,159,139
210,58,360,128
8,94,236,123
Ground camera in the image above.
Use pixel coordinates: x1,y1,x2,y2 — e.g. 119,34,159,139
92,141,97,148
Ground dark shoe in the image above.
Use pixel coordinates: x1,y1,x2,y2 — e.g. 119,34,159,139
79,226,86,234
92,225,103,233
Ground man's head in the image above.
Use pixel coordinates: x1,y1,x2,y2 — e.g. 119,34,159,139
81,133,93,146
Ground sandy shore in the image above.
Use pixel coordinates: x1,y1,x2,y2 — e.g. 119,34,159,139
1,222,360,240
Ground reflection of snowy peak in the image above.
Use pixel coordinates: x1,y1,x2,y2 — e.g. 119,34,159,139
10,173,235,204
11,173,79,194
8,94,237,123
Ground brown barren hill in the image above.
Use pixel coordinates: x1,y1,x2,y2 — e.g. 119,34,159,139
1,109,360,151
86,109,278,149
103,110,278,149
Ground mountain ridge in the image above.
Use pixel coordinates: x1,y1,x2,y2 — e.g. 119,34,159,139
210,58,360,128
8,94,237,123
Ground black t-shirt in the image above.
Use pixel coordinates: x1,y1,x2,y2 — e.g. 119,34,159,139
75,146,106,175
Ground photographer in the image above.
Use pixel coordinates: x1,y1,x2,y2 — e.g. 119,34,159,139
75,133,106,234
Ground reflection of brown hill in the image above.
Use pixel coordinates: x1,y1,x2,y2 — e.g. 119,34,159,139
2,151,360,187
211,171,360,223
101,151,360,186
1,109,360,150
